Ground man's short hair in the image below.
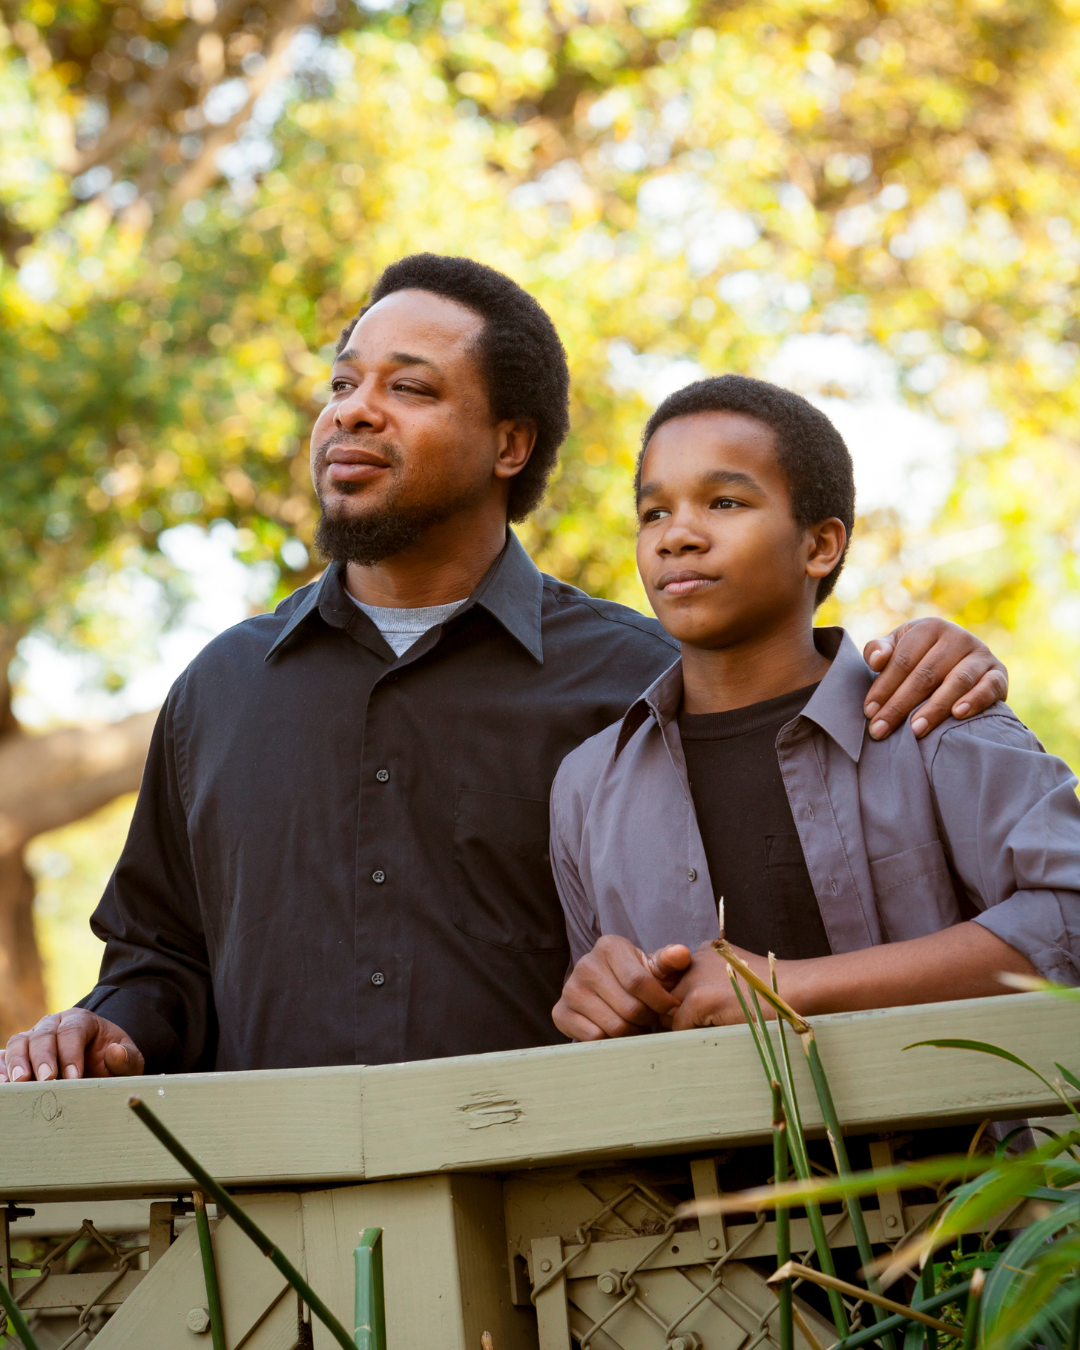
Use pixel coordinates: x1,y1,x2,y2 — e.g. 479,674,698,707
638,374,856,604
337,254,570,521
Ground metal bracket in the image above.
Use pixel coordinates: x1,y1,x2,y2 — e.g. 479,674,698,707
689,1157,727,1258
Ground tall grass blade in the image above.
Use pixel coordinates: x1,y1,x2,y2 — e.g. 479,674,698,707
904,1038,1080,1122
802,1029,895,1349
768,1264,958,1336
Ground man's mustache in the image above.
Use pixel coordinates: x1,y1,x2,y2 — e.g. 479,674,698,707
311,429,404,469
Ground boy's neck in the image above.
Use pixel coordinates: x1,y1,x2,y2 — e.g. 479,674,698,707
680,620,833,715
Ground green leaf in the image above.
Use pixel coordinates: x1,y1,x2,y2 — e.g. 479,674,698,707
1056,1062,1080,1095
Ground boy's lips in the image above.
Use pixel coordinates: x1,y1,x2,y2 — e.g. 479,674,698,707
657,571,716,596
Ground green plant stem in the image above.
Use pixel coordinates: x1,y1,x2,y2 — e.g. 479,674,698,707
193,1190,226,1350
961,1271,983,1350
827,1282,972,1350
773,1080,794,1350
771,997,849,1337
802,1030,896,1350
0,1275,40,1350
128,1098,354,1350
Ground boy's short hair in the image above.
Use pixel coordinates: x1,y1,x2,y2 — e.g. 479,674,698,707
638,374,856,604
337,253,570,522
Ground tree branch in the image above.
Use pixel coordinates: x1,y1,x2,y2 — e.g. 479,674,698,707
0,711,158,854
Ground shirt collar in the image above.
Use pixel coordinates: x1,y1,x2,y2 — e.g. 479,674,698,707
615,626,872,761
264,531,544,664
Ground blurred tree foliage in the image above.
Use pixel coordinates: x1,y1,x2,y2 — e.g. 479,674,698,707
2,0,1080,1025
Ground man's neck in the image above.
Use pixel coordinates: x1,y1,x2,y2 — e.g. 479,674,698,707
343,510,508,609
680,620,832,715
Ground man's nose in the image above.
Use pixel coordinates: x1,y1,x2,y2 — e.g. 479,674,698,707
334,377,386,431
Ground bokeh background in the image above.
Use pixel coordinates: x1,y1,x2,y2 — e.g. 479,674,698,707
3,0,1080,1038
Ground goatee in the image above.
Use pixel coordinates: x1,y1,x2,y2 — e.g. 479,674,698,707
313,483,487,566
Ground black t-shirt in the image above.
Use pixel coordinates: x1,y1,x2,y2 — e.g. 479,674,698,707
678,682,832,961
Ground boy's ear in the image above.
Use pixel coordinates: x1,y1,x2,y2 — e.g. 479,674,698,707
805,518,847,579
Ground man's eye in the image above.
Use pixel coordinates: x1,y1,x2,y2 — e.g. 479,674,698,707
330,379,352,393
394,381,430,395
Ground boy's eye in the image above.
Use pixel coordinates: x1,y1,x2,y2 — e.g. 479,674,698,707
713,497,741,510
640,507,670,523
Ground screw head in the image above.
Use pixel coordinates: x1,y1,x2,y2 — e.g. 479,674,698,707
706,1236,720,1250
885,1214,898,1228
539,1258,552,1272
186,1307,211,1334
666,1336,702,1350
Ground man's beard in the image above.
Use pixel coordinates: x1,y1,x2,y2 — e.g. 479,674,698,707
312,438,487,566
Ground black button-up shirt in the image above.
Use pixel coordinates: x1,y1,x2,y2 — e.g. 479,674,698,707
80,535,677,1072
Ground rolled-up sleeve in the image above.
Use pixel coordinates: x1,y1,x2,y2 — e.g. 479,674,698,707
76,673,217,1072
929,713,1080,984
550,759,602,969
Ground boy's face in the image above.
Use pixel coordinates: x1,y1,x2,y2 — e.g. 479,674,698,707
636,411,840,649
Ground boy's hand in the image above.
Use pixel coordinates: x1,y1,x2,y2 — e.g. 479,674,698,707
553,936,691,1041
863,618,1008,740
667,943,776,1030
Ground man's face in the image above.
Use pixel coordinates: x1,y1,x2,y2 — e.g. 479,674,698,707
310,288,515,564
636,411,822,649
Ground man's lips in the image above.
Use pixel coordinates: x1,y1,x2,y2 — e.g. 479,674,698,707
324,447,392,484
657,571,717,597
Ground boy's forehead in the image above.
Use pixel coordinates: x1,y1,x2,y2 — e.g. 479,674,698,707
643,410,778,475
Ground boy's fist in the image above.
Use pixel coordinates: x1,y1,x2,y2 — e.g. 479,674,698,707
553,936,692,1041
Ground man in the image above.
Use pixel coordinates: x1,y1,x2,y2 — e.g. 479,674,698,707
2,255,1007,1082
551,376,1078,1043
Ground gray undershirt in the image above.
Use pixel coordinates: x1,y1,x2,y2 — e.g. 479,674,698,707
349,594,467,657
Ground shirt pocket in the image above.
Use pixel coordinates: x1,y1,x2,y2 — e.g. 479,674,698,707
452,788,570,953
868,838,963,941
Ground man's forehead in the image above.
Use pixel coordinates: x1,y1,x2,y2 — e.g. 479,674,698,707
344,288,483,356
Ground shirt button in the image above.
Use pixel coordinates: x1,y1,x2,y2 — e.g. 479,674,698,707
371,971,385,986
372,870,386,884
376,768,390,783
687,868,697,882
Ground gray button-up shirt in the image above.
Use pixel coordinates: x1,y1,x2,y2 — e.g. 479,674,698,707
550,627,1080,984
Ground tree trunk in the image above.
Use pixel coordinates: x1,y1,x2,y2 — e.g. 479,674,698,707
0,682,158,1041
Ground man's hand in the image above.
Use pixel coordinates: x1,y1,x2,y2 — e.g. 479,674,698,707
553,936,692,1041
862,618,1008,740
0,1010,144,1083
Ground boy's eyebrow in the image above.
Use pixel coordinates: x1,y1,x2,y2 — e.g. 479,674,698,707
702,468,763,492
637,467,764,501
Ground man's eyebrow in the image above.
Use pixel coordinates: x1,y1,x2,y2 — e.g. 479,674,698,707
332,347,442,374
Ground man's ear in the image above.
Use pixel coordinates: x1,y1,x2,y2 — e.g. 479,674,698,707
805,518,847,580
493,419,537,479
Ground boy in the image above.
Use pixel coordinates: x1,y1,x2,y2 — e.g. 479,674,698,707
550,375,1080,1041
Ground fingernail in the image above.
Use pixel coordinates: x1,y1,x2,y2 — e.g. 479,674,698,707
912,717,929,737
955,702,970,717
38,1064,54,1081
870,719,888,739
64,1064,79,1079
864,702,880,719
11,1067,26,1082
